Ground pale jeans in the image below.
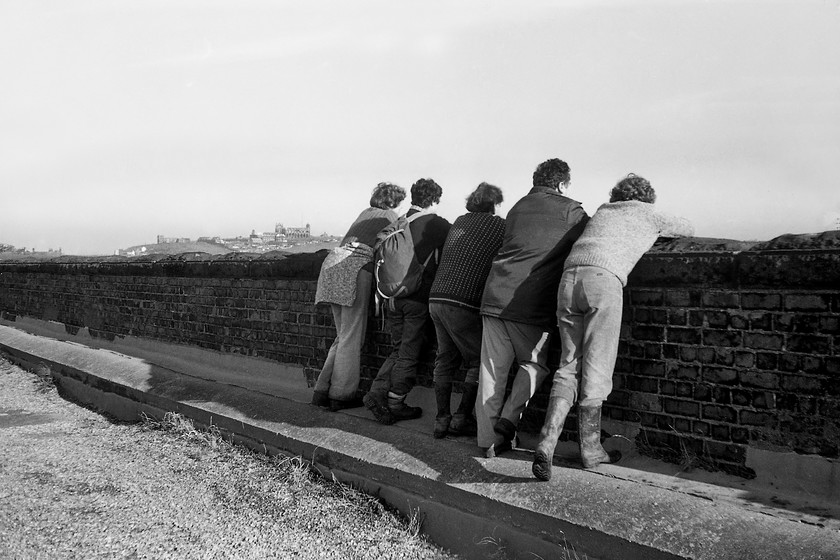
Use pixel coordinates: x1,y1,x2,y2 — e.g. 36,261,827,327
314,269,373,401
550,265,623,407
476,316,551,448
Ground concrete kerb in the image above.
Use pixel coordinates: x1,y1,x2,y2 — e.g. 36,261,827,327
1,325,839,560
0,338,672,560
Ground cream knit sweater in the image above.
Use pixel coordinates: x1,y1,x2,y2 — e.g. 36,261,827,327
563,200,694,286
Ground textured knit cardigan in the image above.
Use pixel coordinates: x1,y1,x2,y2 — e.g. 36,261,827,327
315,206,397,306
429,211,506,311
563,200,695,286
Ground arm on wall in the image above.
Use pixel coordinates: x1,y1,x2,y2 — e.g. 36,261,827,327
657,212,695,238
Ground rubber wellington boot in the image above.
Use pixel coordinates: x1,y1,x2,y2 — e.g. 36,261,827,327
578,405,621,468
532,397,572,481
433,382,453,439
449,382,478,436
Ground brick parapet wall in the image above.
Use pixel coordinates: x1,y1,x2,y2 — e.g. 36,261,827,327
607,248,840,476
1,243,838,477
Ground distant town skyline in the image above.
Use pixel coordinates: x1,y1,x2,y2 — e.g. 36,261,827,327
2,1,839,255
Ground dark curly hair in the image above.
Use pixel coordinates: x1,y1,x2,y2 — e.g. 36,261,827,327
410,178,443,208
369,182,406,210
532,158,571,189
609,173,656,204
465,182,504,213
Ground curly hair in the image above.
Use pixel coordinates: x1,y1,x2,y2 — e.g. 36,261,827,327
532,158,571,189
369,182,406,210
410,178,443,208
465,182,504,213
609,173,657,204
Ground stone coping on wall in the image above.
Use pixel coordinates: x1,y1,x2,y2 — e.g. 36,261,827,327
2,233,840,287
0,249,326,279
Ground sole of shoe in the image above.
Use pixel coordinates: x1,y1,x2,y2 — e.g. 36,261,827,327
532,450,552,481
363,393,395,425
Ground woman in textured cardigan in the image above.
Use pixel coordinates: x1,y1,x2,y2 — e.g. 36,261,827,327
532,174,694,480
312,182,406,411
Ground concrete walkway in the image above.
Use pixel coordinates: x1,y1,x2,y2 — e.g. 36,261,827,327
1,318,838,560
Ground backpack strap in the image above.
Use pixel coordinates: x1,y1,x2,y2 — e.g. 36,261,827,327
405,211,426,224
420,249,436,267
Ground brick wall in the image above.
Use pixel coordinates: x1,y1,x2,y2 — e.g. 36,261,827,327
609,250,840,477
1,241,838,477
0,253,328,367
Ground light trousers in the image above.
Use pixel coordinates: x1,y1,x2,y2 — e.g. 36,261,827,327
550,265,623,407
314,269,372,401
476,316,550,447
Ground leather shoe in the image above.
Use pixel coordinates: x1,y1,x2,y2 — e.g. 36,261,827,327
311,390,330,408
363,392,394,425
389,402,422,422
448,414,477,436
494,418,517,440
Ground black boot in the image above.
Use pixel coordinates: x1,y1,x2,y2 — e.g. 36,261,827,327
579,405,621,468
532,397,572,481
449,382,478,436
433,382,452,439
311,390,330,408
363,391,394,425
387,392,422,422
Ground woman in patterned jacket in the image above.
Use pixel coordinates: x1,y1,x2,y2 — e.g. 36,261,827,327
311,182,406,411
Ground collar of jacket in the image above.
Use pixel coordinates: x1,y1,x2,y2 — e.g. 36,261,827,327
528,185,562,196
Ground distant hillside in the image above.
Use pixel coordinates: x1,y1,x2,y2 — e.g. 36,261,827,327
121,241,231,256
122,238,340,257
0,251,63,262
0,239,343,262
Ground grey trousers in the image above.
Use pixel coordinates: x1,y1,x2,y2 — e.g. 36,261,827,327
314,269,372,401
476,316,550,448
550,265,623,407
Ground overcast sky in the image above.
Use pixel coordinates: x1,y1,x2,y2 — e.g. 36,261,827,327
2,0,839,255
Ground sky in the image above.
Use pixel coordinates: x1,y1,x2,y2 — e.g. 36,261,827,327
2,0,839,255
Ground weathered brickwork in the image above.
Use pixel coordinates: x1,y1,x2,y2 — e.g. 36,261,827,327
1,243,839,478
0,254,328,368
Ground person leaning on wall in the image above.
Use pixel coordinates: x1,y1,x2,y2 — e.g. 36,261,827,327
532,173,695,481
311,182,406,412
363,178,451,424
427,182,506,439
476,158,589,458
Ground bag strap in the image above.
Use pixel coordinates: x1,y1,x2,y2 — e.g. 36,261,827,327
405,211,426,224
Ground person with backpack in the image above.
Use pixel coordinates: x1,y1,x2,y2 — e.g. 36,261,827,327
428,183,506,439
363,178,451,424
312,182,406,412
477,158,589,458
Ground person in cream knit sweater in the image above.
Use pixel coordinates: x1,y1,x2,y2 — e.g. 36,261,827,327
532,174,694,481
